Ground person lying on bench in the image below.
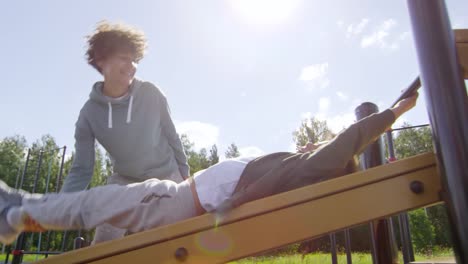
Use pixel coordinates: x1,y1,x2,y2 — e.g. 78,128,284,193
0,94,419,245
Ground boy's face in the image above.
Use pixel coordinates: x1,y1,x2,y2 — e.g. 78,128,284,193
97,51,138,88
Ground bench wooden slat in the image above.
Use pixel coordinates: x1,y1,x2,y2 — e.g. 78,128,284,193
37,153,440,264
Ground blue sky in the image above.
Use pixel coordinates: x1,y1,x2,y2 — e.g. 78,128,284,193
1,0,467,158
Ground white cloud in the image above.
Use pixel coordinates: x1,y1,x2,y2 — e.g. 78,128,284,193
453,18,467,29
346,18,369,38
399,31,410,41
336,20,344,28
299,110,355,134
299,95,363,135
300,111,313,120
228,0,302,26
361,19,403,50
175,121,219,150
318,97,330,114
288,142,299,152
336,91,348,101
239,146,265,157
323,113,356,133
299,63,330,91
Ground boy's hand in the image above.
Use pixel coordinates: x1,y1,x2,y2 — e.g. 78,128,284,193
297,141,329,153
391,92,419,119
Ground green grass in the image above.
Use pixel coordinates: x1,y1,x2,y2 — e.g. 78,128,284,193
231,252,373,264
229,249,455,264
0,249,454,264
0,253,47,262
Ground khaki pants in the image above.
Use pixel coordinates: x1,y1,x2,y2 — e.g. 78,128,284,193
91,170,184,244
217,109,396,212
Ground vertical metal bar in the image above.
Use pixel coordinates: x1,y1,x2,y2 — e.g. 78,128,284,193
355,103,399,264
385,131,396,162
58,146,68,252
61,231,68,252
35,152,55,261
407,1,468,263
56,146,67,191
330,233,338,264
12,149,31,264
387,218,396,255
14,166,21,189
403,214,415,261
4,250,10,264
18,149,31,189
45,147,67,254
73,237,85,250
398,215,410,264
31,150,44,193
27,149,44,261
344,229,353,264
11,235,24,264
369,222,378,264
387,131,414,263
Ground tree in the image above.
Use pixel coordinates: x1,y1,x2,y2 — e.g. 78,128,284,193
89,145,108,188
104,152,114,178
0,135,27,187
394,124,452,250
180,134,195,156
208,144,219,165
426,205,452,247
409,208,435,253
225,143,240,159
393,123,433,158
24,135,61,194
180,134,214,175
292,117,335,149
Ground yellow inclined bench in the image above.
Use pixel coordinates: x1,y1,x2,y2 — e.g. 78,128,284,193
36,153,440,264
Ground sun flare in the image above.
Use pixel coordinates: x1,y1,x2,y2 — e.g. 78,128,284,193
228,0,301,25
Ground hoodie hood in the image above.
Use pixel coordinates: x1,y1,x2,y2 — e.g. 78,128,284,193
90,78,143,128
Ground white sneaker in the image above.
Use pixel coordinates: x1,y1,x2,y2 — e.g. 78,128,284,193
0,180,26,244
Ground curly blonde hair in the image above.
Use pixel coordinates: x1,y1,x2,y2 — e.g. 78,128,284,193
86,21,147,73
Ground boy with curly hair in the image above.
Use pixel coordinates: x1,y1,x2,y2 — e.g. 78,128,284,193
60,21,189,244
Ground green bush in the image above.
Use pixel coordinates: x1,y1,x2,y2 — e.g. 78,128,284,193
409,208,435,253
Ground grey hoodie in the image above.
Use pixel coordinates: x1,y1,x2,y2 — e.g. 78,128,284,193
61,78,189,193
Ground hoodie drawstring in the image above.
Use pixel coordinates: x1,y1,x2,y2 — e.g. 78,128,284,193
108,102,113,128
107,95,133,129
127,95,133,124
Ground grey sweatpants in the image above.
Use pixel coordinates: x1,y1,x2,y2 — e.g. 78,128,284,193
21,178,196,234
92,170,184,244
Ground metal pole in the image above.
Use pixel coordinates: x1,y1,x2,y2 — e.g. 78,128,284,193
14,166,21,189
387,131,415,263
407,1,468,263
56,146,66,191
18,149,31,189
355,102,399,264
36,152,55,260
330,233,338,264
344,229,353,264
369,222,378,264
32,150,44,193
12,149,31,264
